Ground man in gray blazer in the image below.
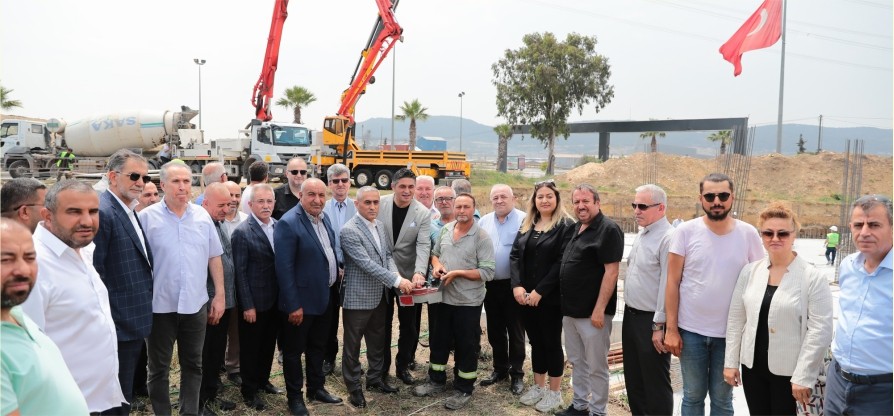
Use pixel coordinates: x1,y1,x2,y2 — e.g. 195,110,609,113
377,168,430,385
340,186,416,408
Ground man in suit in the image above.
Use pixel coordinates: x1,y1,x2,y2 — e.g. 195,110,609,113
274,178,344,416
340,186,416,408
377,168,430,385
320,163,356,375
232,184,282,411
92,149,154,415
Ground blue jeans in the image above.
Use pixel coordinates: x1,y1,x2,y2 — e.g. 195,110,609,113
679,328,733,416
825,357,893,416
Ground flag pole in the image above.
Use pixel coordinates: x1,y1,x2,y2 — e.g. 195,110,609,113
775,0,787,154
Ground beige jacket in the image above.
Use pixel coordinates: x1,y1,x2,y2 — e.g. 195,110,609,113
724,254,833,387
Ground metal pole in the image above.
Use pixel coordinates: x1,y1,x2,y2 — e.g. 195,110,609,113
775,0,787,153
391,46,396,147
458,91,465,151
193,58,206,130
817,114,823,152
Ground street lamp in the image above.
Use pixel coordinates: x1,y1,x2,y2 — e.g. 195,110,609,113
193,58,206,130
458,91,465,152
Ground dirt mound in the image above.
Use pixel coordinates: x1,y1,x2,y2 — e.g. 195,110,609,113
558,152,893,226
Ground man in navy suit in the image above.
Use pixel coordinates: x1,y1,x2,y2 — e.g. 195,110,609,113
232,184,281,411
93,149,154,415
274,178,344,416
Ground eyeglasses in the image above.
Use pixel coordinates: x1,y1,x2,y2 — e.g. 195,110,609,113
760,230,794,240
435,197,455,203
535,179,556,188
9,203,43,213
289,169,308,176
329,178,349,184
117,171,152,183
702,192,731,203
632,202,661,211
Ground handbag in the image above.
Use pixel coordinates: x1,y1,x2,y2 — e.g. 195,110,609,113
797,273,832,416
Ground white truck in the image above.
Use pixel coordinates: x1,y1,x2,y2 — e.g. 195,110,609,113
0,107,314,183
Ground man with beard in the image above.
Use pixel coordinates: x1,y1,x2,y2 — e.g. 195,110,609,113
664,173,763,416
0,218,89,415
275,178,344,415
21,180,127,413
92,149,155,415
554,184,623,416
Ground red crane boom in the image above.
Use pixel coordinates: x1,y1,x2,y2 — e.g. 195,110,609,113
252,0,289,121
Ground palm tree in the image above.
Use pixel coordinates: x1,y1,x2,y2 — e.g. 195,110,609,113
494,124,512,173
1,82,23,111
394,99,429,150
707,130,733,155
275,86,316,124
639,131,666,153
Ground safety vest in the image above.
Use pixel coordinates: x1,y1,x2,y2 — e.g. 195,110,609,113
56,151,75,168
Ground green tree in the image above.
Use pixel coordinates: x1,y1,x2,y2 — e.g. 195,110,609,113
1,82,23,111
394,99,429,150
492,32,613,175
494,123,512,173
797,133,807,154
275,86,316,124
707,130,733,155
639,131,666,153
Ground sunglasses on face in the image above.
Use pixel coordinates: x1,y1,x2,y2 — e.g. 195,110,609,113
118,171,152,183
329,178,349,184
702,192,731,203
289,170,308,176
632,203,660,211
761,230,793,239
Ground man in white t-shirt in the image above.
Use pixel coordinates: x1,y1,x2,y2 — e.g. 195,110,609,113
664,173,763,416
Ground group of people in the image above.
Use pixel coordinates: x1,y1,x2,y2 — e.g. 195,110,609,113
0,150,891,416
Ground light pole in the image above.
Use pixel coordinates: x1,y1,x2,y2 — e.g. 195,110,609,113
458,91,465,152
193,58,206,130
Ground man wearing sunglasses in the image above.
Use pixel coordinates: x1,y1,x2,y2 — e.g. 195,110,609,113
92,149,155,414
321,163,355,375
664,173,763,416
273,157,308,220
0,178,47,232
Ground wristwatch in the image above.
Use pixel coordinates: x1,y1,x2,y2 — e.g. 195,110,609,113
651,323,666,331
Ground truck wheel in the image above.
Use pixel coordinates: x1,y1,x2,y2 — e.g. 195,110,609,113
374,169,393,190
8,160,30,178
354,169,373,187
190,163,202,186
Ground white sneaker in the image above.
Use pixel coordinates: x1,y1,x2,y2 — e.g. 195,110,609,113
535,390,564,413
519,385,545,406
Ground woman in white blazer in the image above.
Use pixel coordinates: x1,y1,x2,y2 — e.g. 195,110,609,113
723,202,833,415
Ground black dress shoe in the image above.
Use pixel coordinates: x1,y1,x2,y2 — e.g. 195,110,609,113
367,380,400,394
349,389,367,408
261,382,285,395
244,395,266,411
307,388,343,404
226,372,242,386
288,399,309,416
397,368,416,385
322,360,334,375
510,376,525,395
479,371,508,386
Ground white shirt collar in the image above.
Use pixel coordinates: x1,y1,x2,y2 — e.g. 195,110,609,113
34,222,78,258
109,190,140,212
252,212,274,227
357,213,378,228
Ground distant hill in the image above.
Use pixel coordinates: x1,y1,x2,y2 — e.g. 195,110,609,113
355,116,893,159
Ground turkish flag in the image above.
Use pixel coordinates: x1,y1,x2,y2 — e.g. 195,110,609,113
719,0,782,76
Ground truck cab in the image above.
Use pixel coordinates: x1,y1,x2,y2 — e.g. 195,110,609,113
246,119,314,178
0,119,50,155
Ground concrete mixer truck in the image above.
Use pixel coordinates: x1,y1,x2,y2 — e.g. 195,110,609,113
0,107,314,182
